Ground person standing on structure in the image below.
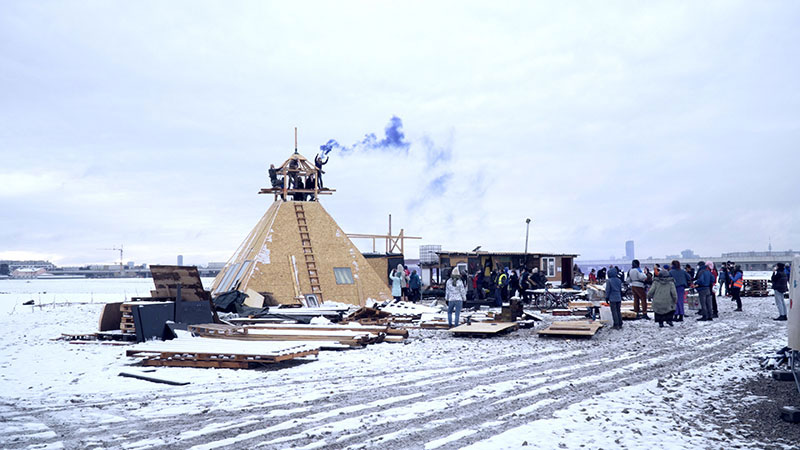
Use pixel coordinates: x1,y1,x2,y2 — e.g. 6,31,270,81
314,153,328,189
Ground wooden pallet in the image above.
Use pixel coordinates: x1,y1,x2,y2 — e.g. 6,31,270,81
187,323,378,346
537,320,603,338
450,322,519,337
126,341,320,369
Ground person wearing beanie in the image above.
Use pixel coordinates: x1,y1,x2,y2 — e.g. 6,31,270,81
693,261,714,321
446,267,467,327
771,263,789,320
648,267,677,327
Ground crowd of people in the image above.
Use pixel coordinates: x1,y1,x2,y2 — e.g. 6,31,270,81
598,259,792,330
389,264,422,303
394,258,793,330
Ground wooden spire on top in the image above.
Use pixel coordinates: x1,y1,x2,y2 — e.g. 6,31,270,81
259,129,335,201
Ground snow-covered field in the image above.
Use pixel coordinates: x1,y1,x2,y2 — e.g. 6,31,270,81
0,279,797,449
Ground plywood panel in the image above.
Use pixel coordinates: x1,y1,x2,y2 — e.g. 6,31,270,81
210,200,392,306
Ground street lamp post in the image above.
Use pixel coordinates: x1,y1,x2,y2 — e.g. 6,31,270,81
524,218,532,260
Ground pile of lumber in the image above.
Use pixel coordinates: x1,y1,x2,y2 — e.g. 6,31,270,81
188,322,403,347
449,322,519,338
126,338,319,368
744,279,770,297
537,320,603,338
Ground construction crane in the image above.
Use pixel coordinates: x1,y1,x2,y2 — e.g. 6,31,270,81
99,245,124,271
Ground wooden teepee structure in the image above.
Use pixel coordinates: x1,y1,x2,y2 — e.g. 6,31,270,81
210,146,393,306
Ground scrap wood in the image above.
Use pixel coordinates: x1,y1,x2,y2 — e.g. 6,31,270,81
119,371,190,386
537,320,603,337
126,338,320,368
345,307,391,321
187,323,381,346
449,322,519,337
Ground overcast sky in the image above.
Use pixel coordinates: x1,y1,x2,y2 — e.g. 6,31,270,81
1,1,798,266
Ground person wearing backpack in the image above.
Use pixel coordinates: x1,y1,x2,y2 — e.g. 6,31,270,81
628,260,649,319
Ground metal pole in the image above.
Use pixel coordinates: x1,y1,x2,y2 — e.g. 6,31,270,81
524,218,531,254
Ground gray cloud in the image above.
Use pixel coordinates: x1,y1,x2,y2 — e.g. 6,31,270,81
1,1,798,265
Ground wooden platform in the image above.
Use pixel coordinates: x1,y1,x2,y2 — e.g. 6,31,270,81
537,320,603,338
449,322,519,337
188,323,381,347
126,338,320,368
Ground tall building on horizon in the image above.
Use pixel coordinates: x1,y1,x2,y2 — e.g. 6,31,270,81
625,240,634,260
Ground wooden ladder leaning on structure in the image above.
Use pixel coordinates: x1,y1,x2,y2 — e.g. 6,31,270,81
294,203,322,301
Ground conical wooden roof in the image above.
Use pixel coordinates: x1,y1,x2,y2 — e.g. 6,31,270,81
210,199,393,306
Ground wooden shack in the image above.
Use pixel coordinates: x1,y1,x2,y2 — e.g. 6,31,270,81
210,151,393,306
433,250,579,287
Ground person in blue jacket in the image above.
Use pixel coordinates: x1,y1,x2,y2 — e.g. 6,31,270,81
693,261,714,321
605,266,623,329
668,260,690,322
728,265,743,311
408,270,421,303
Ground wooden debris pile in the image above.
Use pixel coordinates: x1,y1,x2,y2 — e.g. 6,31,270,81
449,322,519,338
126,338,320,368
187,322,407,347
537,320,604,338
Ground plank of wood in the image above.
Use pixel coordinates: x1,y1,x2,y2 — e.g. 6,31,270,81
118,371,190,385
449,322,518,334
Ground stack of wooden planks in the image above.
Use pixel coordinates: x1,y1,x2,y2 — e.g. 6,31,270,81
537,320,603,338
126,338,319,368
449,322,519,338
188,322,402,347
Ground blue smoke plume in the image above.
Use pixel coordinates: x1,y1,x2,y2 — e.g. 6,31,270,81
319,116,410,157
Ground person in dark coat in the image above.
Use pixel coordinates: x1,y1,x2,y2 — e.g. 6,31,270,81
520,268,530,302
693,261,714,321
293,177,306,201
314,153,328,188
718,265,728,297
647,268,677,327
509,270,520,298
772,263,789,321
668,260,689,322
408,270,421,303
605,267,623,329
597,267,607,282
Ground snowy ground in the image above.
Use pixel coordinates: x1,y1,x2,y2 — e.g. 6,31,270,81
0,279,798,449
